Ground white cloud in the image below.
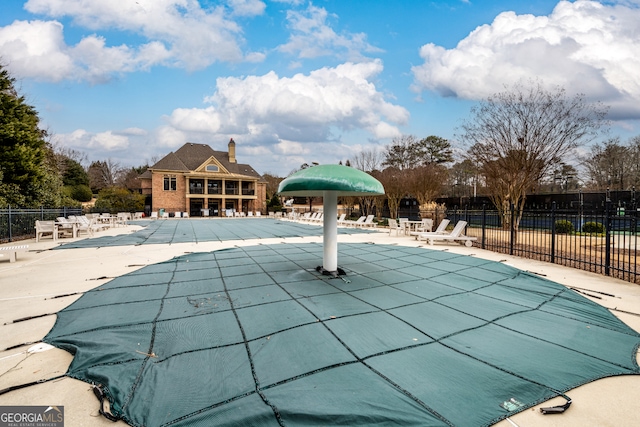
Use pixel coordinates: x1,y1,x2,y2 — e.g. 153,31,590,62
155,125,188,148
197,60,408,141
52,129,129,152
0,20,171,82
0,20,74,81
24,0,245,68
121,127,148,136
227,0,266,17
90,131,129,150
167,107,223,133
151,61,407,174
275,140,309,155
0,0,251,82
277,3,383,60
411,0,640,120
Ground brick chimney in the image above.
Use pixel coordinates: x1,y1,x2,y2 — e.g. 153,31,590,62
228,138,236,163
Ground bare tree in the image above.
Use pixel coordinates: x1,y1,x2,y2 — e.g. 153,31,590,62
261,172,284,198
374,167,406,219
583,137,636,190
408,164,448,207
350,148,383,173
460,79,608,230
88,159,123,192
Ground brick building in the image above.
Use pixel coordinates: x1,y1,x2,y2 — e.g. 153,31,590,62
139,139,266,217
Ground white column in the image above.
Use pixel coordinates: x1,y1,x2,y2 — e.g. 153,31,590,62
323,190,338,272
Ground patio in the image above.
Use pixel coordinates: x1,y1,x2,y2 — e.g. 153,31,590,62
1,219,640,426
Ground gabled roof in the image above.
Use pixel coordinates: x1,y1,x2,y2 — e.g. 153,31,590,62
148,142,262,179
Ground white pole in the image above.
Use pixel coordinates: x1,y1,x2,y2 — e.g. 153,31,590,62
323,190,338,272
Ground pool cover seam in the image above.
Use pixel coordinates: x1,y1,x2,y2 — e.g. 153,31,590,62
237,244,457,426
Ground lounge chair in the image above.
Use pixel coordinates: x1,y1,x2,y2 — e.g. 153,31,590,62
388,218,403,236
68,215,97,236
56,217,77,237
416,220,477,247
343,216,366,227
35,220,62,242
416,219,433,233
357,214,377,228
337,213,347,225
410,219,449,239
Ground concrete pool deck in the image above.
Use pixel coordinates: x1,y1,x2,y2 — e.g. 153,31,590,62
1,219,639,426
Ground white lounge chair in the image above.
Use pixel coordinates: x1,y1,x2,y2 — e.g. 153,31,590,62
357,214,377,228
343,216,366,227
337,213,347,225
56,217,77,237
410,219,449,239
416,220,477,247
416,219,433,233
35,220,62,242
388,218,403,236
68,215,99,236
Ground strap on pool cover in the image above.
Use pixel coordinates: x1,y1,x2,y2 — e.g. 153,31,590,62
540,395,572,414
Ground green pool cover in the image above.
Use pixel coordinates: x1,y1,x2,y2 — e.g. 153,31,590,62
44,243,640,427
55,218,374,248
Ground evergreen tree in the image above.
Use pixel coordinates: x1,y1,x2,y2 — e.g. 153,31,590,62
0,65,50,206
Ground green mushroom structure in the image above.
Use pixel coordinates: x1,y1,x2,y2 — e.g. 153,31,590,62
278,164,385,275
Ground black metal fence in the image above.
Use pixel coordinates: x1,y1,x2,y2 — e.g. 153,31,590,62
443,201,639,285
0,206,83,243
4,202,639,285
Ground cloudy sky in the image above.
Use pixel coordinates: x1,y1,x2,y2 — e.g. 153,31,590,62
1,0,639,176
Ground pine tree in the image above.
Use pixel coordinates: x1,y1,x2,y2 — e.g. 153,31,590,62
0,65,50,206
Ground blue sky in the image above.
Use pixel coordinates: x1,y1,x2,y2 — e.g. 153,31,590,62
1,0,639,177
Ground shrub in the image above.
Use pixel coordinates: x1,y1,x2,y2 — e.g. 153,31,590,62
65,184,93,202
582,221,605,234
555,219,574,234
94,187,145,213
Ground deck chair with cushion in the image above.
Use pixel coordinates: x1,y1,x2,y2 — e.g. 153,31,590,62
416,220,477,247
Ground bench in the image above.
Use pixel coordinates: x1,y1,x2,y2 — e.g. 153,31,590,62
0,245,29,263
35,220,62,242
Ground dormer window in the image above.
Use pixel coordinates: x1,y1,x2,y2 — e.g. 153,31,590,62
206,165,219,172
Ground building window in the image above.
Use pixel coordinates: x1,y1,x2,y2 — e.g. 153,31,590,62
164,175,177,191
206,165,219,172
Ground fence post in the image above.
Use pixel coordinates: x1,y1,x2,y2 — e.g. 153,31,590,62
8,205,12,242
551,202,556,264
481,204,486,250
509,203,515,255
605,197,612,276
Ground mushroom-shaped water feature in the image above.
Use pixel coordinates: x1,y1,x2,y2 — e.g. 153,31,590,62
277,164,385,277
